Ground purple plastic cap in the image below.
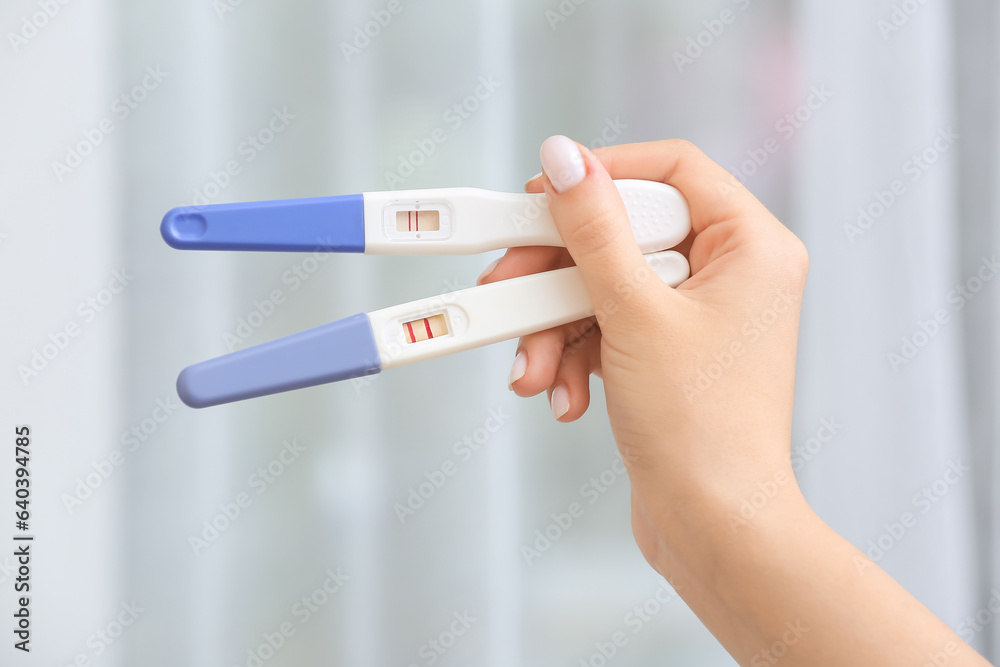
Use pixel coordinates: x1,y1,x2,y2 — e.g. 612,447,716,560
177,313,381,408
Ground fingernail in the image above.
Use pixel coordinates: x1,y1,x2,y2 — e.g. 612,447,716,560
476,257,502,285
526,171,543,184
550,385,570,420
508,350,527,389
540,135,585,193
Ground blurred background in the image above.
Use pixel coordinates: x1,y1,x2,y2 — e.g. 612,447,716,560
2,0,999,665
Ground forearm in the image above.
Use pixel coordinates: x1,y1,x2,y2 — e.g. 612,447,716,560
643,469,990,667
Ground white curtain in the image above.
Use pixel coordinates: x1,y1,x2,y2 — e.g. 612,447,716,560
2,0,996,665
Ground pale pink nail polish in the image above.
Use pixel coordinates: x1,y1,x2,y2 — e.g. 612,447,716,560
540,135,585,193
509,350,527,389
550,385,570,420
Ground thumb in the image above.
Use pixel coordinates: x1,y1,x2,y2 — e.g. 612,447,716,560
540,135,658,327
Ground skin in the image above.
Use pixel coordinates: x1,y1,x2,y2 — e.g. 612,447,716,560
478,139,991,667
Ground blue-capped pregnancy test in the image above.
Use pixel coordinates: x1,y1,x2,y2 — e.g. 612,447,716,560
161,180,689,255
163,181,692,408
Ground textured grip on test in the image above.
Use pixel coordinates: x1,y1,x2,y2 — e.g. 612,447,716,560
617,180,690,254
176,313,382,408
160,194,366,252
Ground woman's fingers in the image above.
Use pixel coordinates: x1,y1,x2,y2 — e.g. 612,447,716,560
509,319,602,422
548,322,602,422
508,327,565,397
477,245,569,286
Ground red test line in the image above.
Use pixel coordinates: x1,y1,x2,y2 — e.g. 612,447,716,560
423,317,433,339
405,321,416,344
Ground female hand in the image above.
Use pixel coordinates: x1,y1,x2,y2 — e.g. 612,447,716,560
481,136,807,570
479,136,989,667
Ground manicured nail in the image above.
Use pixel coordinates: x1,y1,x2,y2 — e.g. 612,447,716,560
525,171,543,186
508,350,527,388
540,135,585,193
550,385,570,420
476,257,502,285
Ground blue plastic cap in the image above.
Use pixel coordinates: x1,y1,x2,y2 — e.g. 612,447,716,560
177,313,382,408
161,194,366,252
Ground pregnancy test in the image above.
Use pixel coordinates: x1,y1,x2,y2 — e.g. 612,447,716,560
177,250,689,408
160,180,690,255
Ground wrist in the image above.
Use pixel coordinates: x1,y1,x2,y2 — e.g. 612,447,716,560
636,460,814,582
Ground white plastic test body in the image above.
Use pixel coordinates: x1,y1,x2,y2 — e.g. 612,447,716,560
161,180,691,257
362,180,690,254
175,250,690,408
369,250,690,371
